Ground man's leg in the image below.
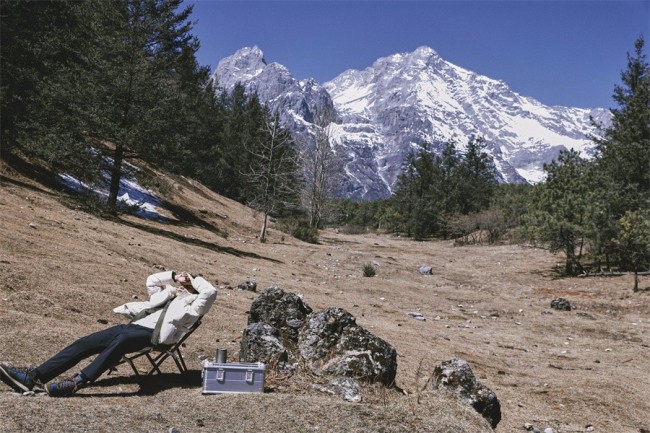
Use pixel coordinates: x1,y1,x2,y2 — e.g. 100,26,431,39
79,324,153,382
44,324,153,397
34,324,130,383
36,324,153,383
1,324,140,392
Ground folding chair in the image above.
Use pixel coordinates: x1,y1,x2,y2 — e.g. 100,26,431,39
115,316,203,380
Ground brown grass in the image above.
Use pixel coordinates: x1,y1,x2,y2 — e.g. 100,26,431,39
0,159,648,433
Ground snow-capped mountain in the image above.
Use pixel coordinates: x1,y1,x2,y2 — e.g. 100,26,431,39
212,46,334,135
211,46,611,200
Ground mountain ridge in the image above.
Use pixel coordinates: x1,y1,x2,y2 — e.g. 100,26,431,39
211,46,611,200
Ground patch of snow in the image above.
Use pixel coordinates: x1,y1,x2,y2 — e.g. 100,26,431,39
57,172,165,221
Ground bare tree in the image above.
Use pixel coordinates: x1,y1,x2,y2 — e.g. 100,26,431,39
245,112,301,242
299,108,344,228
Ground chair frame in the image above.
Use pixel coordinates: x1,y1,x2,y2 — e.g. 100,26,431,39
116,317,203,379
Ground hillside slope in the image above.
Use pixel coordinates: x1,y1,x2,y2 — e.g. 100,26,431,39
0,158,648,433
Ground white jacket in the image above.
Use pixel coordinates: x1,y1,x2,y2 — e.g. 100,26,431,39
113,271,217,345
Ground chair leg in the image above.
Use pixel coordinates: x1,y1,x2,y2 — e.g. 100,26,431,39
169,349,192,383
125,357,141,376
146,352,168,375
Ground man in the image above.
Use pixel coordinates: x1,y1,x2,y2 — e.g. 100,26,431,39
0,270,217,397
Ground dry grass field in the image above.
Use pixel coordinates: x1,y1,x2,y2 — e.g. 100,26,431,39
1,158,648,433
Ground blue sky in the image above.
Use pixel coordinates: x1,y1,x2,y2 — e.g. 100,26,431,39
187,0,649,109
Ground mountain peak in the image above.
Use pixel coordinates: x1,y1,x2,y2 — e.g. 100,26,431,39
234,45,265,62
412,45,439,58
214,46,266,84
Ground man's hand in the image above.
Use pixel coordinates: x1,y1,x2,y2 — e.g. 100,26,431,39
176,271,192,286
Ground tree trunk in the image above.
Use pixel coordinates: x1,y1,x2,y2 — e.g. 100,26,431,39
107,143,124,210
259,211,268,243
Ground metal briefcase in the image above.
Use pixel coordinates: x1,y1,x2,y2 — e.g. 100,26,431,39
201,361,266,394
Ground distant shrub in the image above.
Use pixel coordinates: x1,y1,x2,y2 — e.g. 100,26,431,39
450,209,506,245
363,263,376,277
338,225,368,235
278,217,319,244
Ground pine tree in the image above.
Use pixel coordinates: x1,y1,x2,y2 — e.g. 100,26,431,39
594,36,650,214
1,1,103,180
2,1,211,209
457,137,498,214
590,36,650,282
391,145,443,239
524,150,591,275
89,0,206,208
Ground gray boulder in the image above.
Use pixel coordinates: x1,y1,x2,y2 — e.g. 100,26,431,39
242,289,398,389
432,358,501,428
239,322,288,364
298,307,397,385
248,286,313,346
310,377,363,402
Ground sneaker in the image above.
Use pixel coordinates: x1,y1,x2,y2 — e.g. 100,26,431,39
0,364,37,392
45,377,78,397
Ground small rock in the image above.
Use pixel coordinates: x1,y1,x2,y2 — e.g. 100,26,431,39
419,266,433,275
408,311,425,321
238,281,257,292
544,428,555,433
585,425,595,432
29,223,37,229
169,427,180,433
524,422,534,430
551,297,571,311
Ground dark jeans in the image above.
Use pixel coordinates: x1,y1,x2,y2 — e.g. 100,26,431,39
35,324,154,383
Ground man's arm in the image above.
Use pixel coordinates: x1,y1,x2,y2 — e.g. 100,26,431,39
156,275,217,345
185,275,217,316
146,271,175,296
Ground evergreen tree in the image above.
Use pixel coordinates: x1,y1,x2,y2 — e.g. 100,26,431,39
2,1,211,209
391,150,419,236
216,84,261,201
1,1,103,180
524,150,591,275
391,145,443,239
618,210,650,291
594,36,650,215
590,36,650,282
457,137,498,214
89,0,206,208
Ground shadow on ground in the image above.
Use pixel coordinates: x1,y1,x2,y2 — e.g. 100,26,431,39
79,371,203,397
2,153,281,264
